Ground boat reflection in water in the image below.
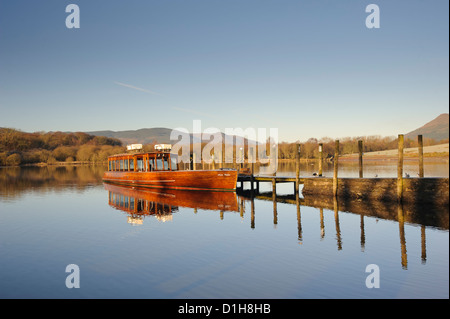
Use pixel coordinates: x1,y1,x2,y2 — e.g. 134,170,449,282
105,183,239,225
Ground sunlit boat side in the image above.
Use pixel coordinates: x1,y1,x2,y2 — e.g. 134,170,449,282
102,144,238,191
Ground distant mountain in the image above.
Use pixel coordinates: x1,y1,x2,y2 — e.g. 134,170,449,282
86,127,257,146
86,128,179,145
405,113,449,141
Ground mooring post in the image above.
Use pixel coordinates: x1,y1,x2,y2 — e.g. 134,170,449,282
333,140,339,197
358,140,363,178
418,135,424,178
318,143,323,176
397,134,404,202
295,144,300,195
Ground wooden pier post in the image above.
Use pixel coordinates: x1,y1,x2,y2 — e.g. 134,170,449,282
333,140,339,197
358,140,363,178
318,143,323,176
418,135,424,178
295,144,300,195
397,134,404,202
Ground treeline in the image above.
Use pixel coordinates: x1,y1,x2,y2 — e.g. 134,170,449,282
1,127,448,166
0,128,125,166
277,135,448,160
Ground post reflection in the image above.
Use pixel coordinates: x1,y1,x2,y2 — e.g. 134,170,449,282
398,203,408,269
103,183,446,270
296,193,302,243
360,213,366,252
421,225,427,264
320,208,325,240
235,189,448,270
333,197,342,251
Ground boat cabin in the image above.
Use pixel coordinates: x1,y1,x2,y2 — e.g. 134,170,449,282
107,151,178,172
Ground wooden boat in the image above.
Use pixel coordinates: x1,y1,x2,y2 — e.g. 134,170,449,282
102,145,238,191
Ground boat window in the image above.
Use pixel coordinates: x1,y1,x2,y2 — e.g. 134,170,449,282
137,158,144,171
148,158,155,171
130,159,134,171
163,158,170,171
156,158,163,170
124,159,128,171
171,156,178,171
108,161,112,171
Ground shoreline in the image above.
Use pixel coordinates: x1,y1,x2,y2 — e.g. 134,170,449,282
1,142,449,168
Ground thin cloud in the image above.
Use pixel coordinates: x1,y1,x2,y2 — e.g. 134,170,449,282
114,81,163,96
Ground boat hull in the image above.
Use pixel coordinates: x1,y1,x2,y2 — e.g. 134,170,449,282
102,169,238,191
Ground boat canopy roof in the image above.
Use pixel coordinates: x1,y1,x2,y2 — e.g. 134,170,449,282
107,151,174,160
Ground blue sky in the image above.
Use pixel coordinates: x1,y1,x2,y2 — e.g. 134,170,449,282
0,0,448,142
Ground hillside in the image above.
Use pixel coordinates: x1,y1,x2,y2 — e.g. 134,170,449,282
406,113,449,141
86,128,177,145
0,128,124,166
87,128,250,146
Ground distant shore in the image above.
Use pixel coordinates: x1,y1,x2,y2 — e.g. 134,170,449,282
339,143,449,162
1,143,448,168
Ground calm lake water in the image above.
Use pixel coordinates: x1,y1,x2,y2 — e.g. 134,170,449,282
0,162,448,299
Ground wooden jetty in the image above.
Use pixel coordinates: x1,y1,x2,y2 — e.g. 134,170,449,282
236,134,449,206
